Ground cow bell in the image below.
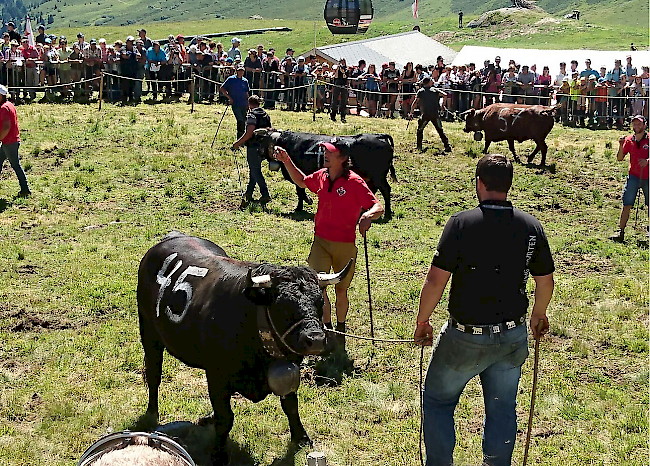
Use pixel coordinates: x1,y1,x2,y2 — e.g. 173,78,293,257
473,131,483,141
267,360,300,396
268,160,281,172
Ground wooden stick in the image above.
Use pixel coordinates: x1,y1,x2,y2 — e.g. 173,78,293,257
98,72,104,111
523,320,544,466
363,235,375,344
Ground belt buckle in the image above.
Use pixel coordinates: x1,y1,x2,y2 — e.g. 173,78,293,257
506,321,516,330
472,327,482,335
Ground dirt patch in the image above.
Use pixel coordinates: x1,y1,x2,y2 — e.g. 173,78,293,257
17,264,38,274
0,306,76,332
556,253,614,277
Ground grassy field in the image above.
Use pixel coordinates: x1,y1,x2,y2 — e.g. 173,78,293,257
0,99,648,466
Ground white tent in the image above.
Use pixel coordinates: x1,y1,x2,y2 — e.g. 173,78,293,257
303,31,457,69
452,45,650,80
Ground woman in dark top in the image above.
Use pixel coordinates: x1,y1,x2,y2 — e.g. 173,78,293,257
401,62,416,119
331,58,350,122
244,49,262,94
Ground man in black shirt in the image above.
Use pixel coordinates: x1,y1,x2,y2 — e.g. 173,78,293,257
331,58,350,123
232,95,272,207
35,25,46,45
409,77,451,153
415,154,554,466
6,23,21,44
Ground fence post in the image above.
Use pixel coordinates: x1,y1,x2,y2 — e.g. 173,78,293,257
190,68,195,114
98,72,104,110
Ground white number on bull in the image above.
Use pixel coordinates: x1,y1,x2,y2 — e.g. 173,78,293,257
498,108,526,132
156,253,209,323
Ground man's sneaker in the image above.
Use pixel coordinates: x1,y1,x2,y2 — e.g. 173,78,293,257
259,195,271,205
609,229,625,242
330,113,336,122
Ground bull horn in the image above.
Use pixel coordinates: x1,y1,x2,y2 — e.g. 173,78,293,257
247,268,273,288
317,259,353,287
253,128,270,137
459,109,472,116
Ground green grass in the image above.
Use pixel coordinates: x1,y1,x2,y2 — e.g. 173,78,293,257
0,101,648,466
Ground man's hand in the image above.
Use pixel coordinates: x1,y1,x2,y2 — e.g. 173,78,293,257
358,214,372,237
273,146,290,163
619,135,626,146
414,321,433,346
530,314,549,340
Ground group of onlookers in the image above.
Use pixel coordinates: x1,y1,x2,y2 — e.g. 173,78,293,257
0,21,648,127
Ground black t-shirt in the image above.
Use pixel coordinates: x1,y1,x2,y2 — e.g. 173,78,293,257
8,30,21,43
416,87,440,118
35,33,46,45
333,67,349,86
245,107,271,146
432,200,554,325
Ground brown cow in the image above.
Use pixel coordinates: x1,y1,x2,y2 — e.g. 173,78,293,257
464,103,559,166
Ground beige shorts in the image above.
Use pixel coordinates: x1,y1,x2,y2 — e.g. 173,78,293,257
308,235,358,290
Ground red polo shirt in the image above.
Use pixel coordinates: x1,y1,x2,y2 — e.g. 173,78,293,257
0,101,20,144
622,133,649,179
304,169,379,243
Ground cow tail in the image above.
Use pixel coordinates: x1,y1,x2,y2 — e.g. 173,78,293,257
385,134,397,182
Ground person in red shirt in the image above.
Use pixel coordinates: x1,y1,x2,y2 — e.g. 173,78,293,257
274,140,384,349
610,115,649,242
0,85,30,196
20,38,39,100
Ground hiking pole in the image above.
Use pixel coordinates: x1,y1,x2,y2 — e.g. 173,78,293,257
523,320,544,466
211,104,230,149
231,147,244,199
362,235,376,344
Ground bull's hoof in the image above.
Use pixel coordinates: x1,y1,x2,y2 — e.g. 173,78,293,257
291,434,313,449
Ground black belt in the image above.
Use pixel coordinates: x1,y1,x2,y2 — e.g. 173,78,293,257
449,316,526,335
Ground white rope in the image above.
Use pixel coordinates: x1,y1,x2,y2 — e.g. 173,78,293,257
194,73,313,92
5,75,101,90
102,71,192,83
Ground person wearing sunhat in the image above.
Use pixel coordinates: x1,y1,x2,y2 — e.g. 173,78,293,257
220,64,250,139
610,115,649,242
273,139,384,349
0,85,30,197
228,37,241,60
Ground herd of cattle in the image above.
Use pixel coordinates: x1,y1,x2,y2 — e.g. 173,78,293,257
135,102,558,465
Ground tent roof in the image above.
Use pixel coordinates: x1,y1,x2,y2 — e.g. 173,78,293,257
303,31,457,68
452,45,650,79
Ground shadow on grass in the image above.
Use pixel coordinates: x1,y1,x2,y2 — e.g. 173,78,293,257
309,346,355,386
273,209,315,222
0,198,10,213
525,161,557,174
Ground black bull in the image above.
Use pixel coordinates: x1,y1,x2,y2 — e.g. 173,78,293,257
137,231,351,465
252,130,398,218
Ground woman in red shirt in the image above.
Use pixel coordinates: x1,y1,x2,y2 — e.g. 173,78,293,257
274,140,384,349
0,84,30,196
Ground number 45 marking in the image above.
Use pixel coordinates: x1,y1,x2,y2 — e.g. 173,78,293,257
155,253,209,324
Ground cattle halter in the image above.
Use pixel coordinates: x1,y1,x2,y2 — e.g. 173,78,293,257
258,306,321,357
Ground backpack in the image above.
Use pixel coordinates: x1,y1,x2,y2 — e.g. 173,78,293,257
250,107,271,129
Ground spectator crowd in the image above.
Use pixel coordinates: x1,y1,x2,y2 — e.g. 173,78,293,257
1,21,648,128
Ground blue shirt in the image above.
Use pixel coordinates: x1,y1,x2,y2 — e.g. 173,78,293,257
146,47,167,70
221,75,250,107
579,68,599,79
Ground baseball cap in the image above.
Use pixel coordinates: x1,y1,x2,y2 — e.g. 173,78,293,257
77,32,84,38
137,28,146,33
225,57,234,63
298,56,305,61
319,142,341,154
0,84,8,96
126,35,135,42
286,47,294,53
236,64,245,70
631,115,646,123
231,37,240,43
38,25,45,30
90,38,97,44
44,38,52,44
7,22,15,28
176,34,184,40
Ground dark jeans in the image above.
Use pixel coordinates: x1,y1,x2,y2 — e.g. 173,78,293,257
331,85,348,118
0,142,30,193
232,105,248,139
423,321,528,466
245,145,270,199
417,115,450,150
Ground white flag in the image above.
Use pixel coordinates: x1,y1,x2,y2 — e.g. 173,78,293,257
25,16,35,47
412,0,418,19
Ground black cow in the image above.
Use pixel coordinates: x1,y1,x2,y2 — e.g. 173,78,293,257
137,231,351,465
253,130,397,219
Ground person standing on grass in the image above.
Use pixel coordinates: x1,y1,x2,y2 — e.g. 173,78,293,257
273,140,384,350
220,64,250,139
231,95,272,208
610,115,649,242
409,77,451,153
0,85,30,197
415,154,554,466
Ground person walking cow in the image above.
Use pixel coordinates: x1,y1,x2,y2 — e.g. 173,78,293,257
0,85,30,197
232,95,273,208
137,231,352,465
273,140,384,349
409,77,452,153
415,154,555,466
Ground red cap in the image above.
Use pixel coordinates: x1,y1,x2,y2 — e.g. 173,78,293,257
631,115,646,123
319,142,340,153
176,34,184,40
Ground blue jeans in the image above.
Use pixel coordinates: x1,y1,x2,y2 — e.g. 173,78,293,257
232,105,247,139
423,321,529,466
245,145,269,199
0,142,30,193
622,174,649,207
